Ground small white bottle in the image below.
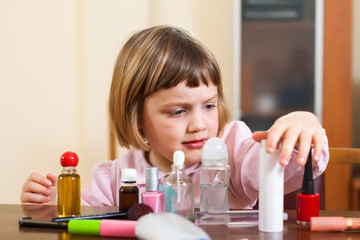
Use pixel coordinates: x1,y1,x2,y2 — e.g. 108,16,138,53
200,137,230,212
259,140,284,232
163,151,194,220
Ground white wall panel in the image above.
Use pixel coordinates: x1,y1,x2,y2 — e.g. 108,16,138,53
80,0,148,189
0,0,232,203
0,0,79,203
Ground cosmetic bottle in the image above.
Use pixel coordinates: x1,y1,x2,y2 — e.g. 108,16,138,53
57,151,81,217
200,137,230,212
259,140,284,232
163,151,194,220
119,168,139,213
297,150,319,225
141,167,165,213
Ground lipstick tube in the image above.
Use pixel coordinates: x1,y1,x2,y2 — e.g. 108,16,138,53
311,217,360,231
297,150,319,225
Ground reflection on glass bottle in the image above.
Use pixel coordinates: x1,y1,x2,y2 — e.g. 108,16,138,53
163,151,194,220
59,232,70,240
200,137,230,212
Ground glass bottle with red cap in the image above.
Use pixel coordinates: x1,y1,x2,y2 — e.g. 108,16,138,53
57,151,81,217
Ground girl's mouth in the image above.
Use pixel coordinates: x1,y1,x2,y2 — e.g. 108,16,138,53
182,139,206,149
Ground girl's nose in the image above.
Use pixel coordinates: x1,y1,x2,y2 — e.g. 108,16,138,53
187,112,206,133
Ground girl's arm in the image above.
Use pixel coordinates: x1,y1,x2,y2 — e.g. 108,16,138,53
81,160,116,206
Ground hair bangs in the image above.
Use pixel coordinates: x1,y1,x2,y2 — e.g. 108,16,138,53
152,30,221,92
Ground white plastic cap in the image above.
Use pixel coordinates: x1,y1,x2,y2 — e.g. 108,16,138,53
202,137,228,164
121,168,137,182
173,151,185,167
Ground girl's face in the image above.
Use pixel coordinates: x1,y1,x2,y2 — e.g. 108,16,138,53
141,81,219,172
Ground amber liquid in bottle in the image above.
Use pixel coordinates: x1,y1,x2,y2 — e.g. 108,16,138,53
119,183,139,212
57,167,81,217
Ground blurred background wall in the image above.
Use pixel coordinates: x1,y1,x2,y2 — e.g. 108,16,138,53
0,0,233,203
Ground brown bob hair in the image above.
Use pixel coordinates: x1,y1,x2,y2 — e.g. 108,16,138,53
109,25,230,151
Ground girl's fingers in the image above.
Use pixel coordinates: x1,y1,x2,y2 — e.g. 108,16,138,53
296,132,313,166
46,173,57,186
21,172,55,204
46,173,58,204
266,118,288,154
252,112,324,166
28,172,52,187
21,192,51,204
48,186,57,205
252,131,268,142
312,131,324,162
277,128,301,166
22,180,53,197
263,112,324,166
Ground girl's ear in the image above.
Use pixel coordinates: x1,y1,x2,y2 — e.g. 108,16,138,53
138,127,145,138
137,118,142,131
138,128,149,146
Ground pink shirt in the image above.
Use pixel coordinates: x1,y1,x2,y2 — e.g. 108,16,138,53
81,121,329,209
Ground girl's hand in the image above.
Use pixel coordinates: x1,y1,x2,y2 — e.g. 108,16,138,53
252,111,323,166
21,172,57,204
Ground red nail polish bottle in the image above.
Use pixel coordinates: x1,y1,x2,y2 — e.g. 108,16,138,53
297,150,319,225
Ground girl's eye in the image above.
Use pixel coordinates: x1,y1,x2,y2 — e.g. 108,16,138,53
204,103,217,110
171,109,186,116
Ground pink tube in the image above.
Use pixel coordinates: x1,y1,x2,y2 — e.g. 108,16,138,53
310,217,347,231
100,220,137,237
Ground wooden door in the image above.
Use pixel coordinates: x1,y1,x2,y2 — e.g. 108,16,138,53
323,0,353,210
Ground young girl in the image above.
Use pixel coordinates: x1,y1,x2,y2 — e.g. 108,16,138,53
21,25,329,209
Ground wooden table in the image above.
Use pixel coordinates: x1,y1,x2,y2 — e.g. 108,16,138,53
2,204,360,239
